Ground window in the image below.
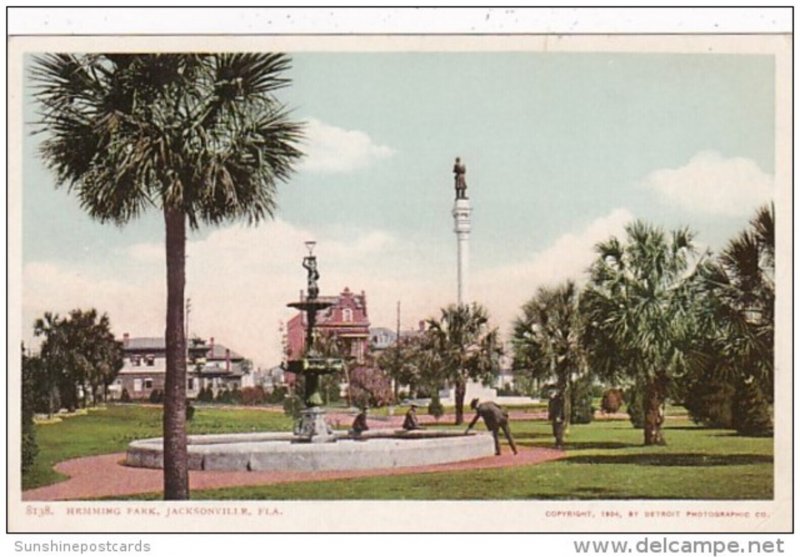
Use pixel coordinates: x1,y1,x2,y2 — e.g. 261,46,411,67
188,378,195,390
145,355,155,366
342,308,353,322
144,379,153,390
131,355,142,366
133,379,142,392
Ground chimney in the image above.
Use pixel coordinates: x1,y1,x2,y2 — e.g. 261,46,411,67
418,320,425,332
225,348,231,372
123,333,130,347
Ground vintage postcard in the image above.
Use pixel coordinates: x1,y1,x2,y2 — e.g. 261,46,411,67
6,20,792,534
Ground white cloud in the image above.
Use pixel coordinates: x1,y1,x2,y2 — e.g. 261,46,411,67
22,210,634,366
299,118,394,174
473,208,634,335
641,151,773,217
22,261,165,348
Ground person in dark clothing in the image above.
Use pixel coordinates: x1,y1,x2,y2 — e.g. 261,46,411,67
402,403,423,430
465,398,518,456
548,391,566,449
350,408,369,436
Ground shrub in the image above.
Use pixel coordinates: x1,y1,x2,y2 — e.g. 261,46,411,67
570,378,595,424
120,388,131,403
216,388,232,404
428,394,444,421
348,366,394,408
266,385,289,404
732,379,773,436
283,392,304,419
229,385,242,405
601,388,624,414
185,402,195,421
684,379,735,428
198,386,215,403
21,355,38,473
625,385,645,429
148,389,164,404
240,386,267,406
496,383,522,396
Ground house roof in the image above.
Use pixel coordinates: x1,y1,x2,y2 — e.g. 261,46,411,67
122,337,243,360
124,337,165,351
207,344,243,361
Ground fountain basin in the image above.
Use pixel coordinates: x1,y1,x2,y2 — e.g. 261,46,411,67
126,430,496,472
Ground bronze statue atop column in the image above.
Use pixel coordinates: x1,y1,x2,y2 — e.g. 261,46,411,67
453,157,468,200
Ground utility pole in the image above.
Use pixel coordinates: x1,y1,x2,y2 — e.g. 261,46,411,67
394,300,401,400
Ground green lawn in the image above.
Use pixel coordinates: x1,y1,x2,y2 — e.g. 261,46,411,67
178,420,772,501
25,404,773,500
24,404,293,490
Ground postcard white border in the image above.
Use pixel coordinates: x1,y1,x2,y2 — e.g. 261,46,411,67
6,32,792,533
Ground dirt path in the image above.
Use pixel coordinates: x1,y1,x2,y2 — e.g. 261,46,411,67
23,445,565,501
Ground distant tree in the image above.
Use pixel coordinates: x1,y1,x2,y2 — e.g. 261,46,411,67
32,309,123,412
512,281,586,430
348,366,394,408
427,304,502,424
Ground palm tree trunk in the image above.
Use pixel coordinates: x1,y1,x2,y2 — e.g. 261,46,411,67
454,380,466,425
643,376,667,446
163,207,189,500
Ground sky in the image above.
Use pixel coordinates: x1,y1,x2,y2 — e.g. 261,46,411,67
20,51,776,368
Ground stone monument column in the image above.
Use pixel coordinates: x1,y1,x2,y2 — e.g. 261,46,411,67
452,157,472,305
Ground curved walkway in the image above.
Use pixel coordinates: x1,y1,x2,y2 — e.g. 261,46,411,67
23,445,566,501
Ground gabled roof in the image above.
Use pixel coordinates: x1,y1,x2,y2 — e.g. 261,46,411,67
122,337,243,360
207,343,243,361
124,337,165,351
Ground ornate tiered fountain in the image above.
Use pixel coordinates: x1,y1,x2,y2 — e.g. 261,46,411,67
125,240,496,472
286,241,343,443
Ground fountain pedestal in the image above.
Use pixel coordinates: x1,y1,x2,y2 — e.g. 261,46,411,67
294,407,336,443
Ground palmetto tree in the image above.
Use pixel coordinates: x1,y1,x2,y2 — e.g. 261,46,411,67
512,280,584,424
32,53,304,499
582,221,701,445
426,303,502,424
701,205,774,398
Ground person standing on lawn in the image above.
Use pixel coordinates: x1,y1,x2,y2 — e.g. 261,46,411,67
548,390,566,450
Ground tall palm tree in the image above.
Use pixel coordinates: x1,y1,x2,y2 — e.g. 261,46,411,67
31,53,304,499
427,303,502,424
702,205,774,396
582,221,702,445
512,280,584,424
693,205,775,435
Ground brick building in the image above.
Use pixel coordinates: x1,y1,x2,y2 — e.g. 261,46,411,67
285,287,370,384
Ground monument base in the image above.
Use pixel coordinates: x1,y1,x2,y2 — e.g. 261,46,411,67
293,407,336,443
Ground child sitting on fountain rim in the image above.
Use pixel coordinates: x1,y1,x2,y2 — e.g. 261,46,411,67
350,406,370,437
